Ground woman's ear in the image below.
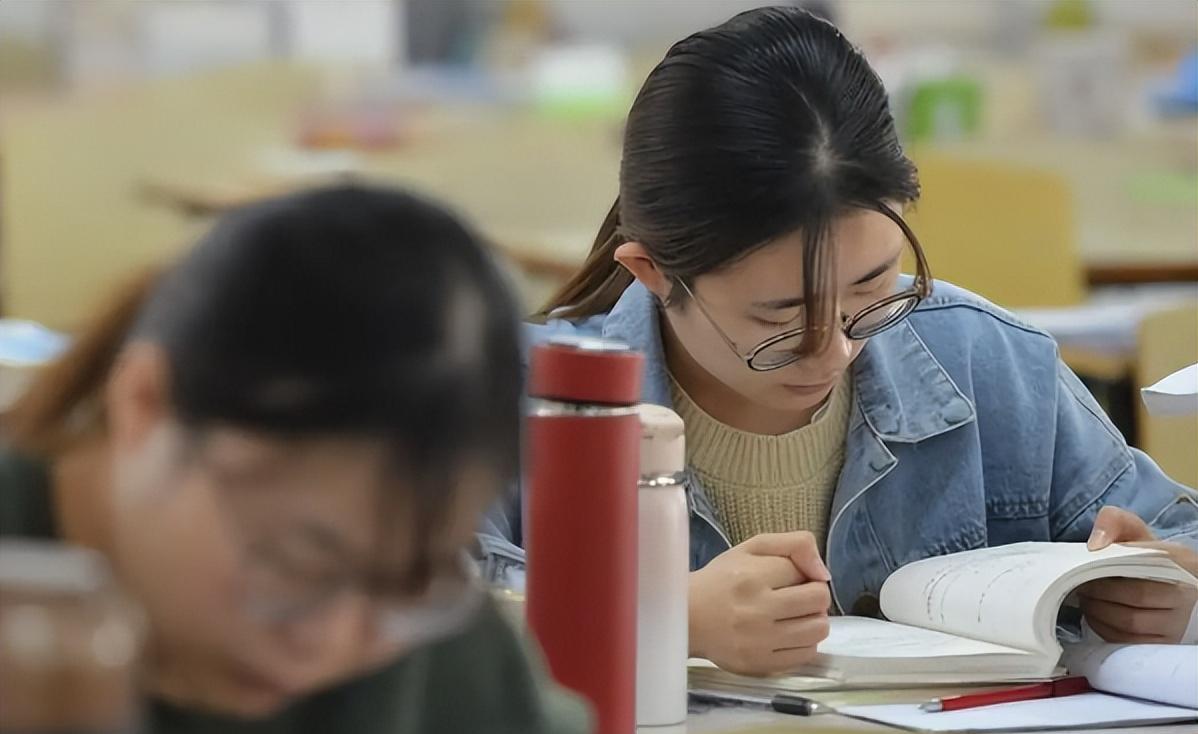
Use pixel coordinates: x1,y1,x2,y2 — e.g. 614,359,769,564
614,242,673,302
105,343,172,453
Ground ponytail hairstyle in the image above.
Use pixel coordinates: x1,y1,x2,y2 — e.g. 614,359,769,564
6,267,162,455
540,6,919,353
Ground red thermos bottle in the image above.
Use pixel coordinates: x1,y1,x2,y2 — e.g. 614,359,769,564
525,336,644,734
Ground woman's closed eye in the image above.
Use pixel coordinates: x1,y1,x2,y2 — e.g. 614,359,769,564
753,316,794,328
751,307,804,329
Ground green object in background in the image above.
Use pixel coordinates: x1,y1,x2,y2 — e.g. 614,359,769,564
1125,172,1198,206
905,77,983,143
529,44,633,121
1044,0,1096,31
535,90,629,121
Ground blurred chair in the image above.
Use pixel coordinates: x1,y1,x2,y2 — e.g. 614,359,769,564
905,151,1086,308
1135,303,1198,489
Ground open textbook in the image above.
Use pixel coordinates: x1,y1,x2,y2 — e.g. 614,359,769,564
690,542,1197,690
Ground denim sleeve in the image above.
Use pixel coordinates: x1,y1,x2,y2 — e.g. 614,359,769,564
1050,360,1198,551
472,317,602,590
476,487,528,591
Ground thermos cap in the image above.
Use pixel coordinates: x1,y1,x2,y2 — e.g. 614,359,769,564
635,404,686,478
529,336,644,406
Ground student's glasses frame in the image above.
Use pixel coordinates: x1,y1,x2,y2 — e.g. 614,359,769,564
174,427,486,647
675,203,933,372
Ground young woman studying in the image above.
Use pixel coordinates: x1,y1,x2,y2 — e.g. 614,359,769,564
1,186,589,733
478,6,1198,676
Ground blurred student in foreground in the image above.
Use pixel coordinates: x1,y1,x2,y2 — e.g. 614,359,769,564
1,185,590,733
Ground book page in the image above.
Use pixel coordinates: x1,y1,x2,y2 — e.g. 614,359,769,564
878,543,1168,656
1062,642,1198,709
1142,363,1198,416
813,616,1028,659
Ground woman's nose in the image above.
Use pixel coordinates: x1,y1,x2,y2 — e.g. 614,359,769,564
803,328,854,377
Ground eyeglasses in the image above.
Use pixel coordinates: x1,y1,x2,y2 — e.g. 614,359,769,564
165,426,487,647
676,204,932,372
238,540,484,646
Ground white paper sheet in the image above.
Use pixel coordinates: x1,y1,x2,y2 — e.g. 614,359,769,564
1062,642,1198,709
1142,363,1198,417
839,692,1197,732
1017,287,1198,355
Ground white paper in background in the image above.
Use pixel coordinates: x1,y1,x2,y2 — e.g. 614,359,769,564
1016,285,1198,355
1141,363,1198,417
1061,642,1198,709
0,320,70,410
838,692,1197,733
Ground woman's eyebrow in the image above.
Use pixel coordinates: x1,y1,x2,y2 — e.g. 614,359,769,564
751,253,901,310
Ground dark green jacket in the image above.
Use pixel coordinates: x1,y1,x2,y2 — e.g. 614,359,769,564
0,446,591,734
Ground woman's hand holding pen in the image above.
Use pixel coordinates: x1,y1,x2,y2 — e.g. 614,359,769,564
688,531,832,676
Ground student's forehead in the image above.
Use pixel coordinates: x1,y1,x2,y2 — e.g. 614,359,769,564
199,432,391,526
227,451,490,548
712,217,904,288
199,430,497,555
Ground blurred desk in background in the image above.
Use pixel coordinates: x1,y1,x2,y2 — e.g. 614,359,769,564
924,135,1198,287
2,63,1194,326
136,175,583,287
0,63,619,328
1019,288,1198,471
139,129,1198,306
3,71,1194,326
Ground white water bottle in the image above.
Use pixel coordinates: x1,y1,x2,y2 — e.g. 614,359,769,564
634,404,689,726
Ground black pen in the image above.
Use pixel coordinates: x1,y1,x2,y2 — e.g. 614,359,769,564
689,690,836,717
770,693,836,716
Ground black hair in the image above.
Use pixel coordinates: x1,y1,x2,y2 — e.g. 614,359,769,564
542,6,919,353
12,184,522,577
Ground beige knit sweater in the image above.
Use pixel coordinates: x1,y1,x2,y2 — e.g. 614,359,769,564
670,376,852,552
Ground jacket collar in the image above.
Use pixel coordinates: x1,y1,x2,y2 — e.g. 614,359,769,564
599,281,976,442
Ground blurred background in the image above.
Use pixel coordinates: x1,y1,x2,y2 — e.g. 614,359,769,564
1,0,1195,482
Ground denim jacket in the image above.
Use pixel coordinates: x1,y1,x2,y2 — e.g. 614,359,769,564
478,279,1198,615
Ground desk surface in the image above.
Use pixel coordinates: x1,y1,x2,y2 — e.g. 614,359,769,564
651,704,1197,733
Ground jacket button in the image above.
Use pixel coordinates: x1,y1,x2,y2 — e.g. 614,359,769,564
943,401,972,423
851,593,881,618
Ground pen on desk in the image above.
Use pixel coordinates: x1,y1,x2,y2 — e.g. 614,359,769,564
688,690,835,717
770,693,835,716
919,676,1092,712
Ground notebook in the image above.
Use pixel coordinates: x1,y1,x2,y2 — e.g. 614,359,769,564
689,542,1197,689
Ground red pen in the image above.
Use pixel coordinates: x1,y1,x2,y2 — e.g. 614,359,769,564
919,677,1092,713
